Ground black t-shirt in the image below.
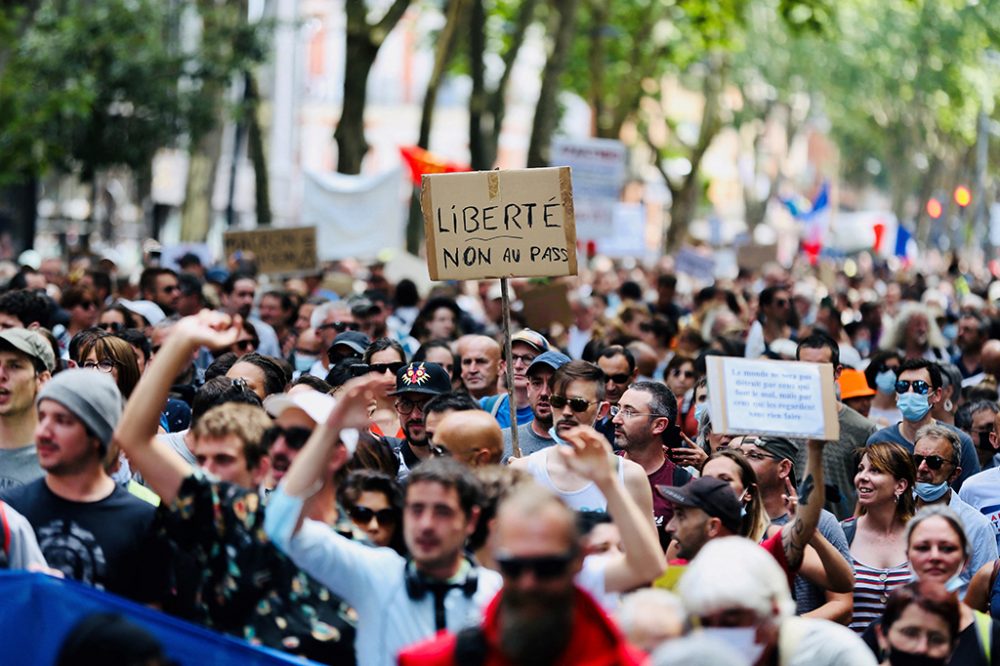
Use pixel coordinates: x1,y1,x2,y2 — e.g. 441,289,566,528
1,479,166,603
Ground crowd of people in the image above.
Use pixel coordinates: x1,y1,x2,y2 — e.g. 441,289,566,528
1,249,999,665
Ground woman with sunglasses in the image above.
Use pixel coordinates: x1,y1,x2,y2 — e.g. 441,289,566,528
860,507,1000,665
843,442,916,633
97,304,135,333
228,320,259,358
363,338,407,440
664,354,699,439
337,469,405,555
60,286,100,353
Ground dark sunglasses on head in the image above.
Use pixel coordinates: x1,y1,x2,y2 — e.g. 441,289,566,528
98,322,123,332
262,425,312,451
548,395,595,413
348,505,397,526
318,321,359,333
913,454,955,470
496,553,575,580
895,379,931,395
606,373,631,385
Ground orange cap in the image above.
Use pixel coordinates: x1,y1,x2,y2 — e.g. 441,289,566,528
839,368,875,400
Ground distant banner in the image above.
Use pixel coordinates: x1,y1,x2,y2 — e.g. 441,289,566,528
302,168,406,261
0,572,307,665
399,146,470,186
223,227,318,275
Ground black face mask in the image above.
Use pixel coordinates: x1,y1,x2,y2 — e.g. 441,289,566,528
978,430,994,452
887,646,948,666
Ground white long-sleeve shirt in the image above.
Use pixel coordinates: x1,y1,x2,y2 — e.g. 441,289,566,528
265,486,502,666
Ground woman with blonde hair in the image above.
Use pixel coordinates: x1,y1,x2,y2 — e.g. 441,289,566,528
842,441,917,633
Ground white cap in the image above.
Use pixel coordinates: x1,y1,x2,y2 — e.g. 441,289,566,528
117,299,166,326
263,390,358,454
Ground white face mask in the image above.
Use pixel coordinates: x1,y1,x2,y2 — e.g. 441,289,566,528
698,627,765,665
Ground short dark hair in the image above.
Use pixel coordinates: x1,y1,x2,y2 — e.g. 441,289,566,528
796,332,840,368
407,457,483,519
959,312,988,338
289,374,332,393
882,582,960,648
139,267,177,296
68,328,104,365
0,289,51,328
236,353,289,396
758,285,787,308
898,358,942,389
85,270,112,296
205,352,239,381
222,271,256,296
191,376,263,425
363,337,405,364
864,350,901,390
629,381,678,424
113,328,151,362
598,345,636,374
552,360,606,402
423,392,481,417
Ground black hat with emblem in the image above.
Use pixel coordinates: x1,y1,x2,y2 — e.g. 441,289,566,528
390,362,452,396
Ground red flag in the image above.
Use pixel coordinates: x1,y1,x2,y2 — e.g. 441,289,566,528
399,146,471,186
872,222,885,253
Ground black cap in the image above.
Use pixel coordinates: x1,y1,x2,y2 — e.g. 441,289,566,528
657,477,742,534
752,436,799,464
330,331,370,356
390,362,452,396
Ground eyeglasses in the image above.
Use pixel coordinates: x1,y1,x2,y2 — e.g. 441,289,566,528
496,552,575,580
318,321,359,333
913,454,955,470
81,359,116,373
348,505,397,526
262,425,312,451
895,379,931,395
605,373,631,385
511,353,537,365
395,397,430,415
369,361,406,376
548,395,597,413
670,368,696,379
610,405,666,419
162,285,179,293
97,322,123,332
429,444,451,457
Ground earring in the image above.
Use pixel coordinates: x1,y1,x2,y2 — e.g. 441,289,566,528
944,399,953,412
894,493,901,503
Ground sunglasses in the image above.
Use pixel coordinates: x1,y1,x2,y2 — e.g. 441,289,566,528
670,369,696,379
369,361,406,376
348,505,397,526
262,425,312,451
429,444,451,457
895,379,931,395
97,322,123,332
548,395,596,413
773,298,789,307
318,321,360,333
395,397,430,415
233,339,256,352
496,553,575,580
913,454,955,470
605,373,631,385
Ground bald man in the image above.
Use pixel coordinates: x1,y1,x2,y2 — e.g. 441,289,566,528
431,410,503,467
458,335,503,399
982,339,1000,380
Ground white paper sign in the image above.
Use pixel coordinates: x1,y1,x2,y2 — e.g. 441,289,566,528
706,357,839,440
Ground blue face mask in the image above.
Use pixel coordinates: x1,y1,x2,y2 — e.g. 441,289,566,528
695,402,708,424
942,323,958,343
548,426,570,446
294,354,317,374
913,481,950,503
897,392,931,421
875,370,897,395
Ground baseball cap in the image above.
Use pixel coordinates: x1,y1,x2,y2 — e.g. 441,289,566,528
347,296,380,317
657,477,742,534
752,436,799,464
265,389,336,424
0,328,56,373
330,331,370,356
838,368,875,400
511,328,549,353
527,350,571,375
390,362,452,396
117,299,166,327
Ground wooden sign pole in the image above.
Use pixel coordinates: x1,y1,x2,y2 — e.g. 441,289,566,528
501,277,520,458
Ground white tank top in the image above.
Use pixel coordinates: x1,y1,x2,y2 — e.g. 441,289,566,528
524,448,627,513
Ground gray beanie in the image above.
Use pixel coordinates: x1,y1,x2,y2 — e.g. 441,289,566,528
37,369,123,447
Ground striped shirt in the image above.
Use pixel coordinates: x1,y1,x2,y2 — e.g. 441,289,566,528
849,559,911,633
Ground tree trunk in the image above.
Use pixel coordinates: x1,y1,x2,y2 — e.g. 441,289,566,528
245,73,271,226
181,124,223,242
468,0,489,170
418,0,467,149
586,0,608,137
527,0,581,168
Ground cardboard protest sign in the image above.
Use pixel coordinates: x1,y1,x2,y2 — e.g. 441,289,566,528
223,227,318,275
519,282,573,330
421,168,578,280
736,243,778,271
706,357,839,440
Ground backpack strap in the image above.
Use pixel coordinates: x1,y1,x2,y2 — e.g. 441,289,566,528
488,395,504,419
453,626,488,666
974,610,993,663
841,518,857,547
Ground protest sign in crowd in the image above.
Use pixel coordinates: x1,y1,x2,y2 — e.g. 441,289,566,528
1,238,999,666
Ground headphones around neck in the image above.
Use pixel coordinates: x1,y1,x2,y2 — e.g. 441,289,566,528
404,557,479,600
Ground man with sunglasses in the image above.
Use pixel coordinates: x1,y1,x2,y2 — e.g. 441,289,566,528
139,267,181,316
745,285,794,360
389,362,453,480
510,361,653,516
112,312,358,663
399,448,652,665
596,345,638,447
911,424,996,594
866,359,980,489
308,301,357,379
501,350,570,462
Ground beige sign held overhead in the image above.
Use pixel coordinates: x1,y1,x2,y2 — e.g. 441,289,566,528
706,356,840,440
421,167,578,280
520,281,573,330
223,226,318,276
